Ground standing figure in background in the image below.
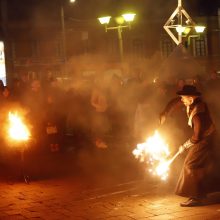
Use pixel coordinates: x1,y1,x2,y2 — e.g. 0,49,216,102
44,94,63,153
23,80,45,151
90,78,110,149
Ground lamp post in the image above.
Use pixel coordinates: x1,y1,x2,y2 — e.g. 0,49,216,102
98,13,136,61
61,4,66,64
187,26,206,46
60,0,76,73
163,0,205,45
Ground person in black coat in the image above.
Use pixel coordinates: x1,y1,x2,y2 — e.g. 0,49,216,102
160,85,220,207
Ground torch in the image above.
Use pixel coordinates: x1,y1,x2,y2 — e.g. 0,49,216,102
168,148,182,164
8,112,31,184
133,130,183,181
155,148,182,178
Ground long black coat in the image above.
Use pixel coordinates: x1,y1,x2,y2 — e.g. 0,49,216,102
175,135,216,198
176,98,219,198
162,97,219,198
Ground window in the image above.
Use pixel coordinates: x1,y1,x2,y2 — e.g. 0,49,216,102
194,38,206,57
160,38,175,57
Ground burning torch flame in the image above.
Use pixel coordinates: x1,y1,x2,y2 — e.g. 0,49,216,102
133,130,171,181
8,112,30,141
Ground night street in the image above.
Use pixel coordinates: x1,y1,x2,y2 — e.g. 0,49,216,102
0,0,220,219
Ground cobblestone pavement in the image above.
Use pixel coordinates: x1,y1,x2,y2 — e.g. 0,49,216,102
1,176,220,220
0,138,220,220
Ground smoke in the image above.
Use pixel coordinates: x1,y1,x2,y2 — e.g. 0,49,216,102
8,0,220,185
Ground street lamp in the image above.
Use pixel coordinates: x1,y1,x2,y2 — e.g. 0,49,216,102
98,13,136,61
163,0,206,45
186,25,206,46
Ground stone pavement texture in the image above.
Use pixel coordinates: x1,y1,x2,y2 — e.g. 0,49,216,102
0,138,220,220
0,177,220,220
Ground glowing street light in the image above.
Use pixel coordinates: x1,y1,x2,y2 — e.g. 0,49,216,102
176,25,186,35
194,26,206,33
122,13,136,22
164,0,206,45
98,13,136,61
98,16,111,25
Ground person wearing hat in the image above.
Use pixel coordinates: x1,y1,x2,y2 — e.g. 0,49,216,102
159,85,218,207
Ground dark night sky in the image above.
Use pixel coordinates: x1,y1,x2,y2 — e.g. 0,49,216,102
3,0,220,22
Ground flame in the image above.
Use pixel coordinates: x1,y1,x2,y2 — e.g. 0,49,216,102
8,112,30,141
133,130,171,181
155,160,171,180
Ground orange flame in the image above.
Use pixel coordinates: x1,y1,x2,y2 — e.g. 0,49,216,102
8,112,30,141
133,130,171,181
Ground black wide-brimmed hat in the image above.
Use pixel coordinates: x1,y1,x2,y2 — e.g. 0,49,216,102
176,85,201,96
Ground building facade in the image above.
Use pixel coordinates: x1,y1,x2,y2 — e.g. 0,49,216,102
0,1,220,84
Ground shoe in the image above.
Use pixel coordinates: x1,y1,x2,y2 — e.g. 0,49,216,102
180,198,203,207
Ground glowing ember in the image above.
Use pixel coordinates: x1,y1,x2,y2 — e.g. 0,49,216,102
8,112,30,141
133,130,171,181
155,160,171,180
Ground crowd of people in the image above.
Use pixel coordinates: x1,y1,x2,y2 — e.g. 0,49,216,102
0,69,219,156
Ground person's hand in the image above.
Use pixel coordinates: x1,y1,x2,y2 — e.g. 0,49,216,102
183,139,193,149
159,113,166,125
178,139,193,154
178,145,185,154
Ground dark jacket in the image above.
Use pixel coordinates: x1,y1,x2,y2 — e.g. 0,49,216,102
162,97,219,198
161,97,215,144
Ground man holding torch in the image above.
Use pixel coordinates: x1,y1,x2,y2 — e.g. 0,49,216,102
160,85,219,207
